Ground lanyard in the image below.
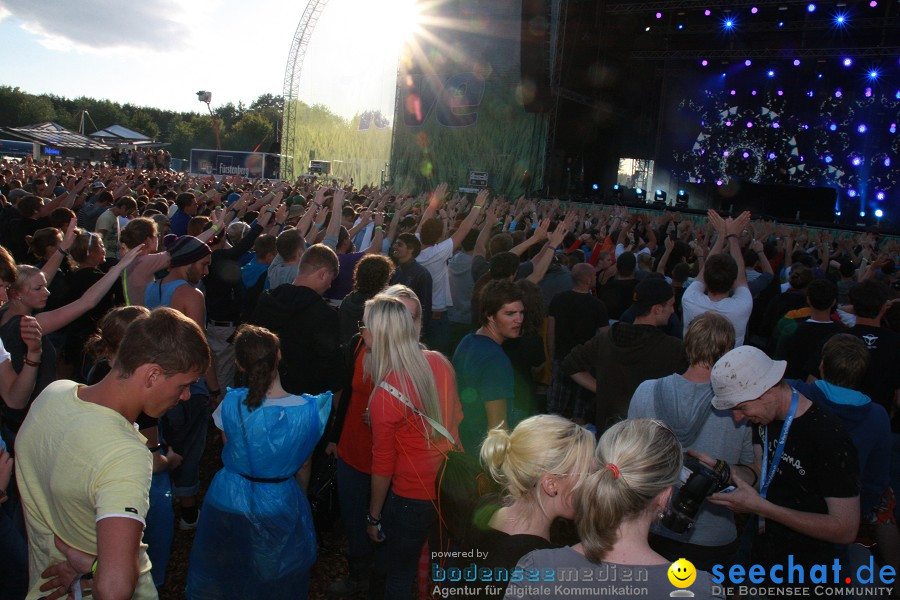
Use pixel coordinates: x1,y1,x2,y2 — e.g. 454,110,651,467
759,387,799,499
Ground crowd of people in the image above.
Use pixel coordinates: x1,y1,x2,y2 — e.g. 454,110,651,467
0,154,898,599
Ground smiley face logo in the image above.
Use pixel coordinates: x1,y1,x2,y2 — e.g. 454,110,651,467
668,558,697,589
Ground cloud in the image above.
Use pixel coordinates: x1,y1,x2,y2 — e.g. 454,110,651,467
0,0,195,52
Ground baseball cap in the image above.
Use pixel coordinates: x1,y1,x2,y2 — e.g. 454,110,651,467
90,181,106,189
632,277,674,312
710,346,786,410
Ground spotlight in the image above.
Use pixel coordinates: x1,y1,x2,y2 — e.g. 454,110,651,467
858,124,867,133
704,9,711,16
676,190,689,207
745,59,752,66
778,21,784,27
842,58,853,67
860,210,866,218
724,19,734,28
592,183,599,190
807,3,816,11
869,70,879,79
716,180,724,186
869,0,877,6
876,192,885,201
835,211,842,216
730,90,736,95
865,88,873,98
654,190,667,205
772,122,780,129
835,14,846,25
613,184,620,190
848,190,858,198
678,24,684,29
825,155,833,163
793,59,801,66
767,152,776,160
767,70,775,77
835,89,842,98
635,187,647,201
852,156,862,166
829,123,837,131
656,12,662,18
875,209,884,218
742,151,750,158
886,157,892,167
752,90,758,95
746,122,754,128
751,7,759,14
723,151,730,157
725,120,732,126
701,59,708,66
777,90,783,96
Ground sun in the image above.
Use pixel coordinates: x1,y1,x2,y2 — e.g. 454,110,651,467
372,0,424,44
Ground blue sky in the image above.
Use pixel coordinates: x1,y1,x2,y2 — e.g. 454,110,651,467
0,0,416,118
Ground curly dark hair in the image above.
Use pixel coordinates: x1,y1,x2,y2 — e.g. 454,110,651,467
353,254,395,298
234,325,281,411
84,306,151,361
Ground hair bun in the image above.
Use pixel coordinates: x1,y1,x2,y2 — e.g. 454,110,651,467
480,426,511,470
163,233,179,250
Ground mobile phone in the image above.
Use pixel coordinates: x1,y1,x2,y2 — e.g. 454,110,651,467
719,485,736,494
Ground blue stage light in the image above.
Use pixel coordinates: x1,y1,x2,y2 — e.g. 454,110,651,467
807,3,816,12
852,156,862,166
848,190,858,198
678,190,686,196
876,192,885,201
875,209,884,218
613,184,620,190
843,58,853,67
835,14,846,25
793,59,801,66
767,70,775,78
724,19,734,28
745,59,752,66
860,210,866,218
829,123,837,131
592,184,599,190
869,70,879,79
858,124,867,133
825,155,833,163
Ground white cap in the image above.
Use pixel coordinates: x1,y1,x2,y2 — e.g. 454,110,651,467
710,346,786,410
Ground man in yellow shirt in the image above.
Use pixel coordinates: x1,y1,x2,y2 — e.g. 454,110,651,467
15,307,210,600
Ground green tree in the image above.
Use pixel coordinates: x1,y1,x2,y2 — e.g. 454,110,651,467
0,87,56,126
126,111,161,140
225,112,273,152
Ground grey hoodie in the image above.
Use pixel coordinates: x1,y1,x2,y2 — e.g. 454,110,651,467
629,374,754,547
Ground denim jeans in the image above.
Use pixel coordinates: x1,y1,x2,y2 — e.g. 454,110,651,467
336,457,373,580
371,492,438,600
162,393,210,497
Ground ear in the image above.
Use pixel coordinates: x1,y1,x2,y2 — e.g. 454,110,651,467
540,474,559,498
140,364,163,389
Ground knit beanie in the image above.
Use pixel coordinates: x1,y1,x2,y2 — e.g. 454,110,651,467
164,235,211,268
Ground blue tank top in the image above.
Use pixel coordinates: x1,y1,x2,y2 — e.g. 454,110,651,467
144,279,209,396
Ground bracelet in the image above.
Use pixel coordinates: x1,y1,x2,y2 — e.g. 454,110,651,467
275,222,285,227
374,225,383,231
473,205,483,209
56,246,70,257
366,513,382,526
210,224,220,232
148,444,163,453
23,357,40,368
267,207,276,214
82,558,99,581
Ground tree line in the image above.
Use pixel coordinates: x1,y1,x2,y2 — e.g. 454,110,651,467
0,86,284,159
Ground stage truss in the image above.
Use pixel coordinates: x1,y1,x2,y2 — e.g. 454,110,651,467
281,0,329,181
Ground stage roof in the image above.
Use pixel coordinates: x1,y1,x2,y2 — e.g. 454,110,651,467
90,124,153,143
1,122,111,150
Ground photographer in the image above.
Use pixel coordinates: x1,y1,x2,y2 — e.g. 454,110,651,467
628,312,756,569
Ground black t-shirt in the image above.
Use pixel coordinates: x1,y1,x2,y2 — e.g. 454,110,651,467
751,402,859,569
597,278,636,321
775,320,845,380
547,290,609,360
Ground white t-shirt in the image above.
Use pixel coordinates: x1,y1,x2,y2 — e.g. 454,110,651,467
614,243,651,259
416,237,454,311
0,336,10,364
682,281,753,345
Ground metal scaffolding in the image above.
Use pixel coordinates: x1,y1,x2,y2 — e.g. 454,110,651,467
281,0,329,181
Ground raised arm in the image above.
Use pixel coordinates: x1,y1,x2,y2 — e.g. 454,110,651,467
449,188,486,250
35,245,142,335
41,219,77,285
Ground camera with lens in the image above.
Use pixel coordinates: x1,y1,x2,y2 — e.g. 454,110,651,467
661,453,732,534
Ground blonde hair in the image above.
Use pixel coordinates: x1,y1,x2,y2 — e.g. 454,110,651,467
481,415,595,512
363,295,443,439
684,312,735,368
380,284,422,338
576,419,682,563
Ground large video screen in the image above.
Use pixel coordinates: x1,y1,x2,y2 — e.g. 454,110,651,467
389,0,549,197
